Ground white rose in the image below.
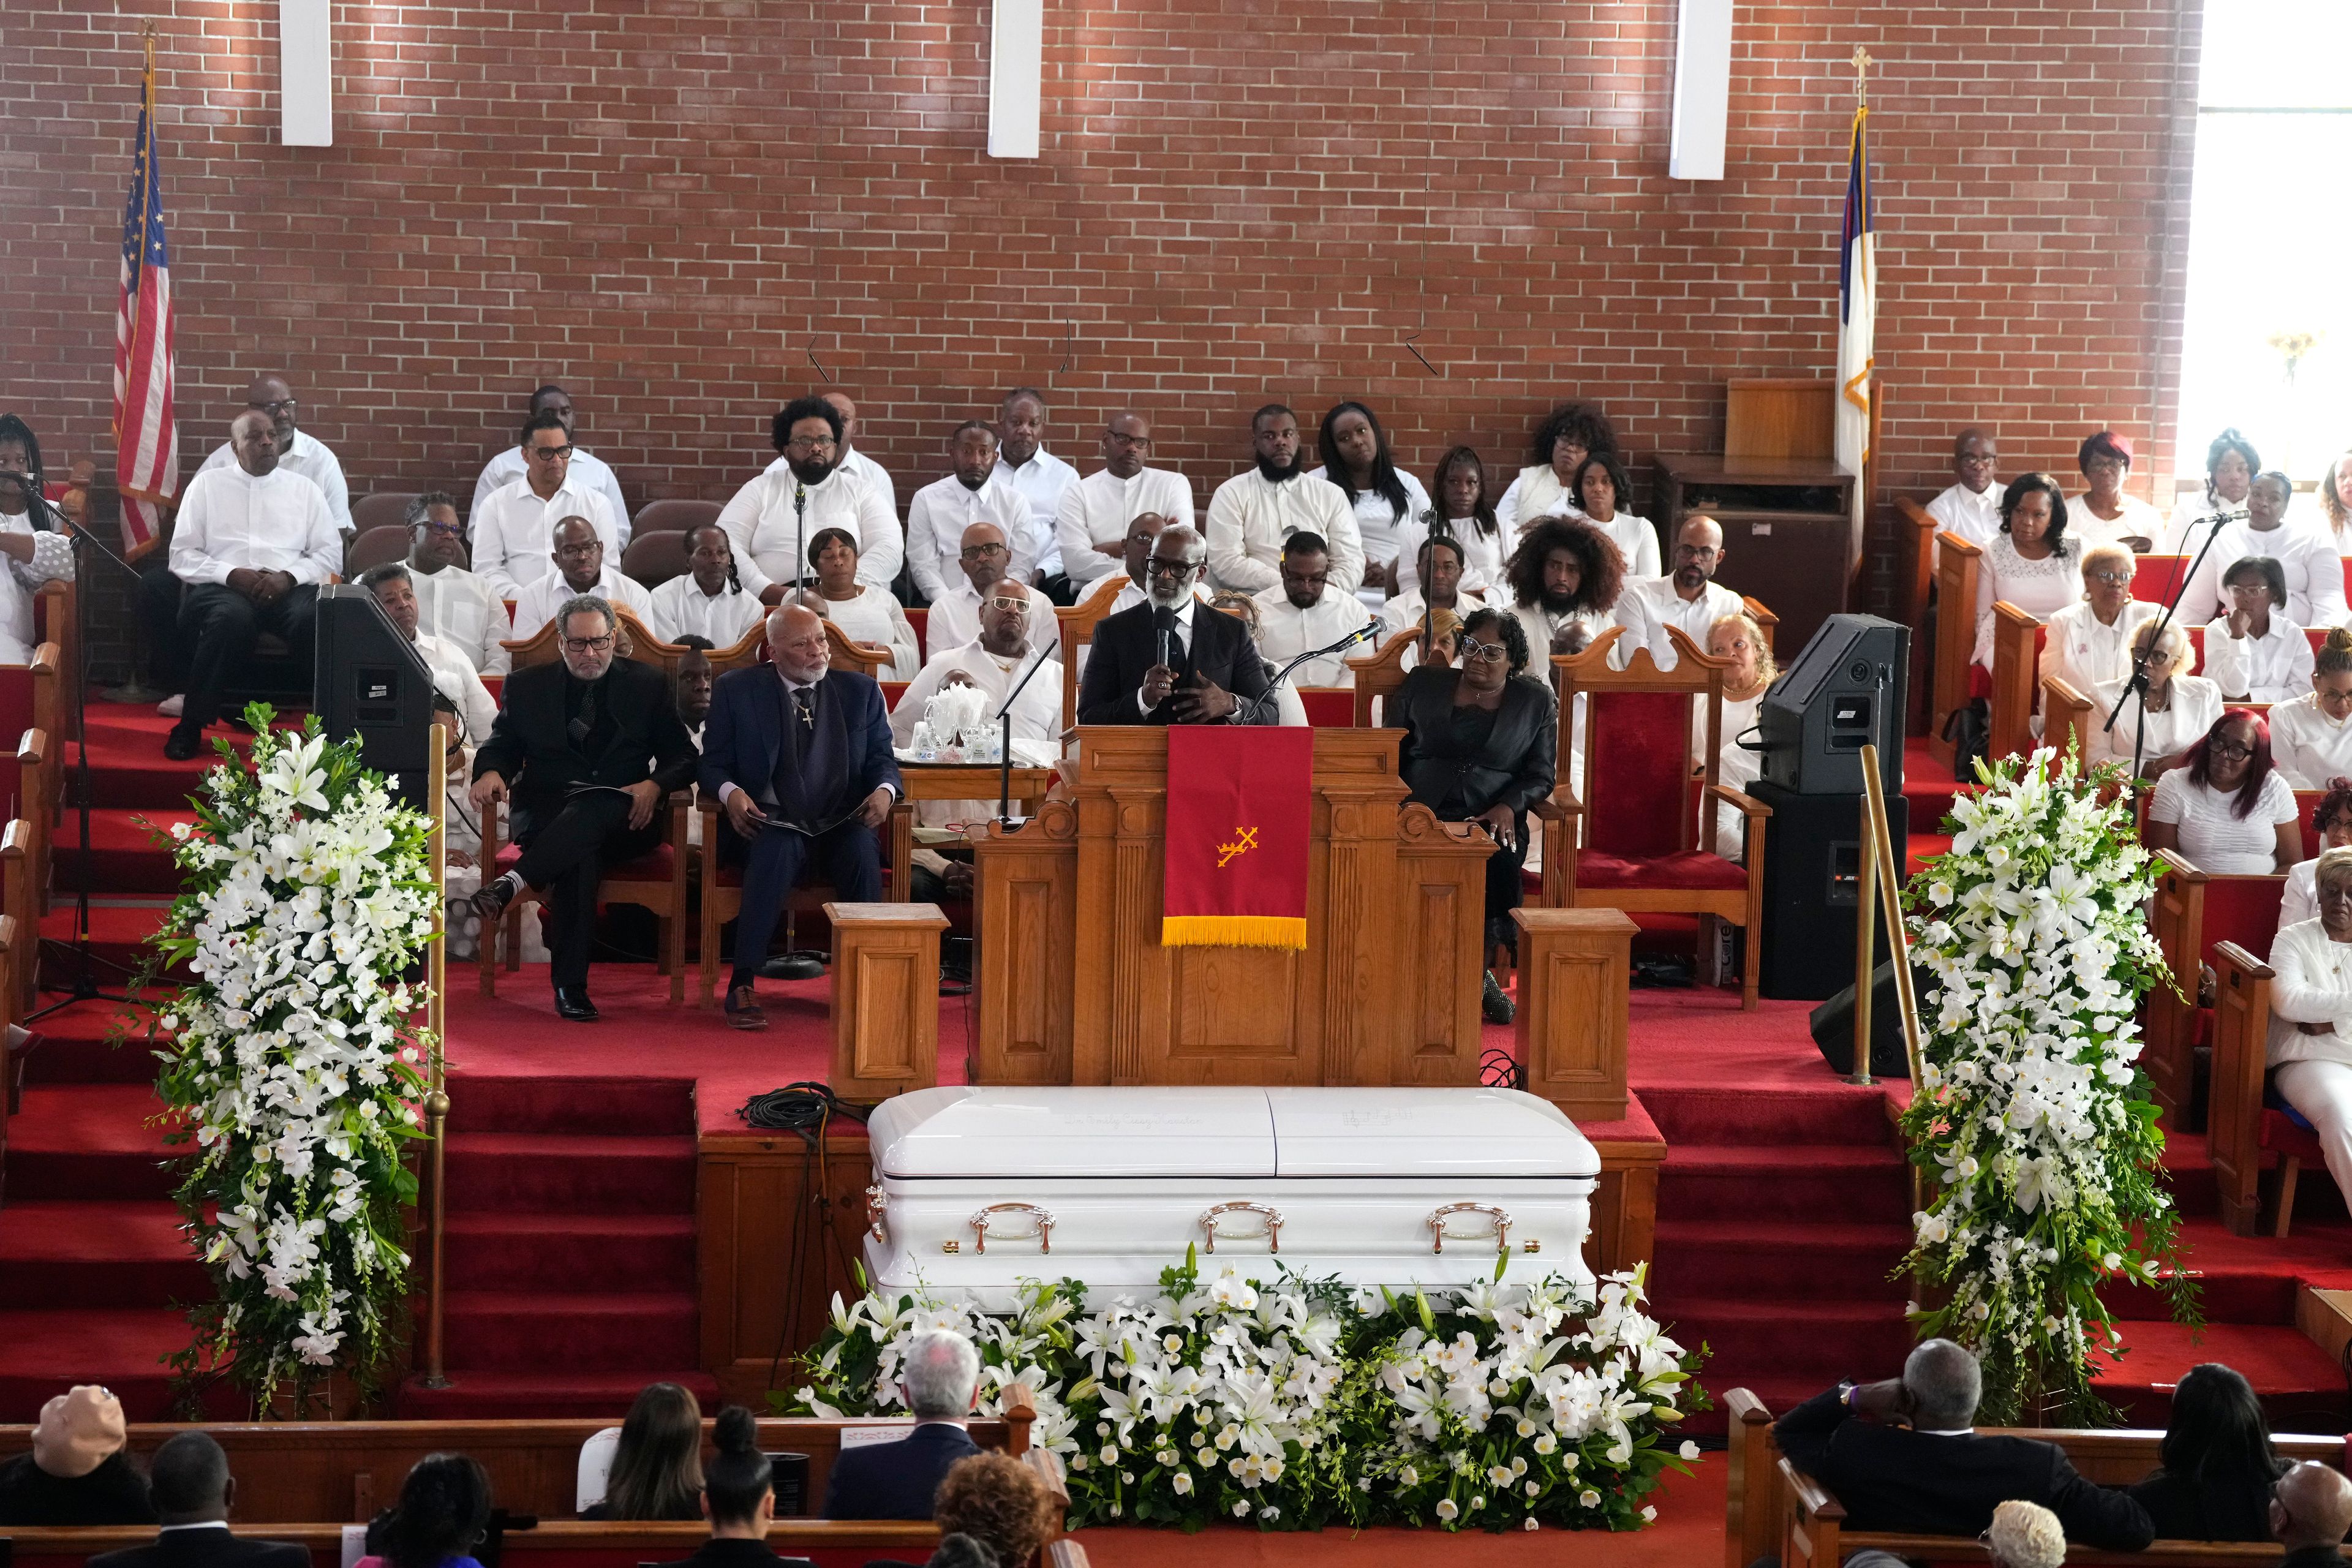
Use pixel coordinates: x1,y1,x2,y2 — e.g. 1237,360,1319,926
1522,1516,1540,1531
1172,1471,1194,1495
1233,1500,1250,1518
1642,1504,1658,1522
1436,1499,1459,1521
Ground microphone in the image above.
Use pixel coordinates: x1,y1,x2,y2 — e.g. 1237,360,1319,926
1153,605,1177,673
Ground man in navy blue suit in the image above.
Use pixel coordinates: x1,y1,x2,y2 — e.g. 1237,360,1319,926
821,1331,985,1520
700,604,902,1029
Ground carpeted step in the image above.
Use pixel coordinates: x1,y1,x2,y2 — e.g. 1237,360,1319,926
2091,1321,2352,1430
0,1200,204,1306
1650,1220,1912,1302
443,1212,698,1293
1657,1143,1913,1223
440,1290,699,1372
442,1133,695,1213
51,809,194,896
1902,738,1963,831
2160,1135,2220,1216
391,1367,722,1421
444,1073,697,1138
36,902,183,983
1649,1297,1913,1386
2101,1265,2297,1325
69,712,254,812
1906,833,1954,877
21,1001,160,1085
0,1308,202,1422
5,1084,184,1200
1639,1084,1894,1147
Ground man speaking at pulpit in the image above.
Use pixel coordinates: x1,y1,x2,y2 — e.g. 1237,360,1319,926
1077,525,1275,724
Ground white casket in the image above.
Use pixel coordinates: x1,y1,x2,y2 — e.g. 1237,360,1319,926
862,1086,1600,1308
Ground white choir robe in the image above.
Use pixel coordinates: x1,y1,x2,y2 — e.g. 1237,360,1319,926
1204,470,1363,597
2083,674,2222,772
469,479,621,602
2037,600,2160,699
0,510,74,662
925,579,1058,663
1392,516,1508,598
169,465,342,589
1303,465,1431,604
647,574,765,649
2203,614,2316,704
990,449,1076,580
470,445,631,545
1250,586,1373,688
1622,578,1744,669
905,473,1039,603
1925,482,2003,568
1584,511,1663,581
411,564,511,675
509,567,655,643
718,464,901,598
2273,693,2352,789
888,640,1065,827
2176,517,2349,631
1054,467,1197,589
200,429,352,535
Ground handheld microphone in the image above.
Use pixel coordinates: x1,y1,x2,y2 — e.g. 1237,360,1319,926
1153,605,1177,672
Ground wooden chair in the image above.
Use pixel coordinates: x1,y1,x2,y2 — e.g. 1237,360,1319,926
1741,595,1779,657
2207,940,2305,1237
1929,530,1981,766
1295,687,1354,726
907,606,929,663
1348,629,1416,726
0,819,31,1019
1547,625,1772,1009
631,499,722,535
15,726,48,937
343,524,410,577
1052,573,1126,731
32,581,73,742
619,530,690,590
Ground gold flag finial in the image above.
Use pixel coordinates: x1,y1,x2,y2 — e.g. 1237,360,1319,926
1852,45,1872,105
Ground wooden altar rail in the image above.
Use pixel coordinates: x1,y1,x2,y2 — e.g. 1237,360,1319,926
1927,529,1981,768
0,1410,1031,1525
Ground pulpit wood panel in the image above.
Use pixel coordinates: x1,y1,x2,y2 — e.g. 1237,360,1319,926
1393,805,1489,1086
971,802,1079,1085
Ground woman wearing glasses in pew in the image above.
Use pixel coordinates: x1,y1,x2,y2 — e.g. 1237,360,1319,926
2038,543,2160,706
2084,620,2220,775
2283,789,2352,938
2203,556,2315,705
2143,710,2300,876
2271,630,2352,789
2264,847,2352,1226
2126,1363,2290,1541
795,527,919,680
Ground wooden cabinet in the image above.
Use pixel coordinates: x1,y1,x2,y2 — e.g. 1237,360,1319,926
1654,453,1859,657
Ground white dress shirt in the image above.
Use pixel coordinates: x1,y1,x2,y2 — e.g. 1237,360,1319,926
1054,467,1197,587
1303,466,1432,603
647,573,765,649
1496,466,1583,537
2084,674,2223,772
470,445,631,545
925,579,1057,663
410,564,511,676
763,446,898,522
813,584,921,679
2203,613,2316,704
1624,578,1744,667
2177,517,2348,630
2038,599,2160,698
1581,511,1663,581
169,465,342,587
889,639,1064,827
1378,587,1488,642
510,566,655,641
1108,576,1209,616
2066,492,2164,551
0,510,74,662
200,429,351,535
2163,496,2253,557
1926,482,2003,567
1204,470,1364,597
992,449,1077,579
1392,516,1509,597
906,473,1038,602
2275,694,2352,789
1250,584,1374,688
1510,596,1652,674
718,464,900,597
2266,918,2352,1068
469,479,622,601
415,629,500,748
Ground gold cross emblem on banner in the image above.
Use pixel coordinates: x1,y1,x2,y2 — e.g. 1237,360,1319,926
1216,827,1259,869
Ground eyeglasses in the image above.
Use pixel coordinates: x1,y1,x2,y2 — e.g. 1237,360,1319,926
554,541,601,559
247,398,298,415
1673,545,1720,562
1458,638,1509,665
527,443,575,461
418,520,464,537
960,543,1009,560
563,635,616,653
785,437,837,454
2209,739,2254,760
1144,557,1198,579
2084,570,2131,586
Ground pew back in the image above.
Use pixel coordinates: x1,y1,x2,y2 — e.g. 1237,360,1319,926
2209,940,2274,1235
1930,532,1981,767
0,1521,940,1568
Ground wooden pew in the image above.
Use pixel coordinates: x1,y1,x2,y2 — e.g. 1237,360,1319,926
1052,573,1125,731
2209,939,2282,1237
0,1521,941,1568
1929,531,1981,767
2045,673,2095,763
1894,497,1937,735
1988,601,2045,761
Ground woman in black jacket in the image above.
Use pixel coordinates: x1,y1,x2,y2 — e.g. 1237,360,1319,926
2128,1363,2289,1540
1386,605,1557,1024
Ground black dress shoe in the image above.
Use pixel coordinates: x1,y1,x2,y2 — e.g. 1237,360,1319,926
468,876,515,920
554,987,600,1023
162,725,203,762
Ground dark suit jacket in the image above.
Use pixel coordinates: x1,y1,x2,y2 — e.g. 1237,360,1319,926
1774,1389,2154,1550
698,665,900,827
472,657,699,832
89,1525,311,1568
2283,1549,2352,1567
2128,1465,2281,1542
819,1423,982,1521
1387,667,1556,820
1076,600,1274,725
649,1537,810,1568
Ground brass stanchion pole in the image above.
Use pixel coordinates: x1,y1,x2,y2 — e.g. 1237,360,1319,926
1858,742,1926,1083
1850,774,1879,1088
417,722,452,1390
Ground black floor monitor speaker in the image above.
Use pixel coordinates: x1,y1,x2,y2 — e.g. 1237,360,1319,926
1810,959,1924,1079
1758,613,1909,804
312,584,434,816
1753,778,1909,1001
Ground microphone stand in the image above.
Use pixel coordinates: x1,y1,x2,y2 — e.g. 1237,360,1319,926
2101,507,2240,799
993,636,1061,826
1239,622,1382,724
791,480,807,603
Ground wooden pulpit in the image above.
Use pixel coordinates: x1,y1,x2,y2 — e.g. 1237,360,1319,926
970,726,1494,1088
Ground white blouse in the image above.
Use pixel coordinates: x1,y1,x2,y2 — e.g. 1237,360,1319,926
1305,466,1431,603
1973,535,2084,668
2084,674,2222,773
1696,688,1766,862
2272,693,2352,789
2177,517,2348,631
2266,916,2352,1069
1497,466,1583,537
1582,510,1663,581
2038,599,2161,697
812,584,921,680
2149,766,2297,876
2202,614,2315,704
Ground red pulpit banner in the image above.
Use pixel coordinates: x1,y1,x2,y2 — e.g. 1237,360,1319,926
1162,725,1312,949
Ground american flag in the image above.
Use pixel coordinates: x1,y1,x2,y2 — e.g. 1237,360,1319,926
112,34,176,559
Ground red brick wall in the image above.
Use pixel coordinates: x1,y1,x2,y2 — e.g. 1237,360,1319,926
5,0,2200,608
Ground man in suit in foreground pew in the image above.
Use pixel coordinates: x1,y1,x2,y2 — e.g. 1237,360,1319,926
1769,1340,2154,1555
88,1432,307,1568
2274,1460,2352,1567
823,1331,984,1520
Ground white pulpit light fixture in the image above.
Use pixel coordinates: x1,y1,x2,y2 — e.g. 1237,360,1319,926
988,0,1042,159
1668,0,1733,180
279,0,332,146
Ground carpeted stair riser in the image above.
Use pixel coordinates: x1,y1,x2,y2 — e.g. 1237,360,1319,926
0,1306,241,1423
21,1027,164,1085
36,904,188,982
2100,1269,2297,1325
394,1370,723,1420
1651,1300,1913,1383
443,1073,697,1137
2093,1321,2352,1430
1649,1221,1912,1302
51,809,194,896
439,1291,699,1371
441,1133,695,1213
1656,1145,1912,1223
0,1200,205,1307
1639,1084,1893,1147
443,1214,697,1292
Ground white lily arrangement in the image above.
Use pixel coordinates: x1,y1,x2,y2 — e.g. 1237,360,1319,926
790,1251,1705,1532
1898,744,2199,1424
143,707,439,1412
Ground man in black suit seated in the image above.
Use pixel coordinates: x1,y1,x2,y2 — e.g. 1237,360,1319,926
88,1433,306,1568
822,1331,984,1520
701,605,900,1031
467,594,700,1022
1770,1339,2153,1556
2275,1461,2352,1567
1076,524,1274,724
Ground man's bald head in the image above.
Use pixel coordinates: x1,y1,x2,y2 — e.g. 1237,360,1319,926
228,410,279,477
821,391,859,443
1104,412,1152,479
958,520,1010,593
767,603,831,684
1671,514,1725,597
2272,1460,2352,1551
1902,1339,1981,1431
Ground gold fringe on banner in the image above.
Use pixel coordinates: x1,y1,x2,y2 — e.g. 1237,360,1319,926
1160,914,1307,951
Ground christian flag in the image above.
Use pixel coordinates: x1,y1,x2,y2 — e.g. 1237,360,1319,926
1162,726,1311,950
113,38,178,560
1834,100,1874,487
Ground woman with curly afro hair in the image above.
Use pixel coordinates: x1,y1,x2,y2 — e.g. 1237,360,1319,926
1496,401,1619,538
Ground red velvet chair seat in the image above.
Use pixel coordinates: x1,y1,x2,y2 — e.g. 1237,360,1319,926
1576,848,1747,891
2262,1108,2324,1167
492,842,676,881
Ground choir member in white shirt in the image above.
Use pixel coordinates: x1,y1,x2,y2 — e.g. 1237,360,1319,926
1503,514,1651,671
165,412,342,759
2204,556,2316,704
196,375,352,537
1380,535,1487,654
470,411,624,601
2282,790,2352,927
1250,532,1374,688
0,416,77,663
1205,404,1365,597
2085,619,2221,775
756,393,899,523
647,524,764,649
2162,426,2261,559
403,494,511,676
797,527,921,679
2264,846,2352,1213
1924,427,2003,567
2038,544,2158,699
360,563,500,853
2320,450,2352,559
2177,470,2348,631
720,396,902,600
2269,630,2352,790
1205,590,1311,728
925,521,1058,662
508,517,655,640
1570,451,1663,581
1053,412,1196,590
1306,400,1431,603
2065,431,2162,552
1394,447,1509,597
905,421,1038,602
990,388,1075,586
1972,473,2084,669
1624,515,1742,668
1496,402,1616,538
1695,611,1777,863
467,385,631,546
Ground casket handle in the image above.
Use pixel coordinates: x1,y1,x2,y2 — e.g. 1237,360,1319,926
1428,1202,1512,1256
865,1183,888,1245
1200,1201,1283,1255
968,1202,1055,1256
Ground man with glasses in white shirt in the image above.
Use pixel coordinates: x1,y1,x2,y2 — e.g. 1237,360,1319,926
404,492,511,676
469,384,632,546
720,395,902,601
1055,412,1196,592
470,411,622,601
196,374,352,537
